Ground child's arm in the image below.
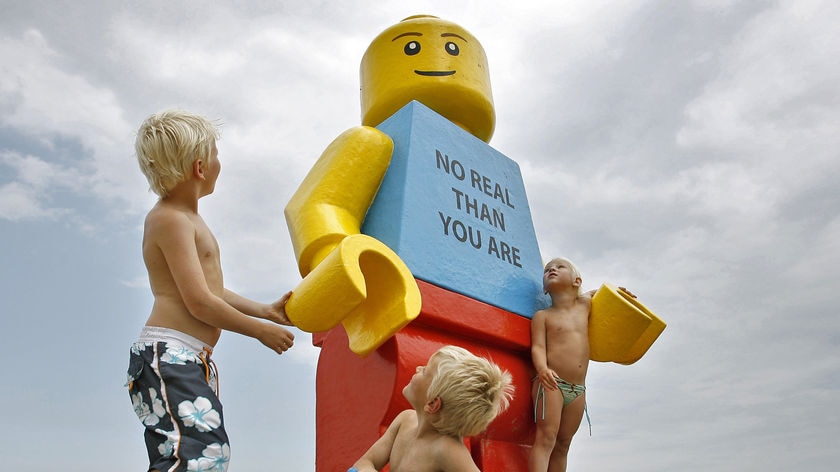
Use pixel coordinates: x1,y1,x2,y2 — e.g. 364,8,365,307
351,411,407,471
152,210,294,354
530,310,559,391
224,289,294,326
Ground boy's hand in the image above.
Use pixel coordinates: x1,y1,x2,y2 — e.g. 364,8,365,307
266,291,294,326
537,368,561,391
258,323,295,355
618,286,638,298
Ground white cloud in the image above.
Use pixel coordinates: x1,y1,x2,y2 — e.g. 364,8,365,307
0,29,130,143
677,0,840,162
0,181,57,220
0,28,146,222
0,151,79,221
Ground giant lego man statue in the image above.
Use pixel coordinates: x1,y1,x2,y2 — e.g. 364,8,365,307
284,15,666,471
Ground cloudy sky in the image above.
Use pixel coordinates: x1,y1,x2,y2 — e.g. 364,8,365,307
1,0,838,470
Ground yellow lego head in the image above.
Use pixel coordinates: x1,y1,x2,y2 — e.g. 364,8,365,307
361,15,495,142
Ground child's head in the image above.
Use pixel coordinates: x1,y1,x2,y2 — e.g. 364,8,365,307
544,257,582,294
135,109,220,197
414,345,513,438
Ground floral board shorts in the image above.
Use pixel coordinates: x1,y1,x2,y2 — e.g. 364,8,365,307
126,326,229,472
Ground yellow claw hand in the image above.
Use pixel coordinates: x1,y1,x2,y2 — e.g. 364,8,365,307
285,234,421,356
589,283,666,365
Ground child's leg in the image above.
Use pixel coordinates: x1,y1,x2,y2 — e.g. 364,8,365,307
128,339,230,472
549,393,586,472
529,380,564,472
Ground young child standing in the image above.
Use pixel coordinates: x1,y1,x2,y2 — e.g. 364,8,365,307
126,109,296,472
529,257,591,472
349,345,514,472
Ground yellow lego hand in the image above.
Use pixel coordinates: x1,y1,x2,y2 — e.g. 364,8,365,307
589,283,666,364
285,234,421,356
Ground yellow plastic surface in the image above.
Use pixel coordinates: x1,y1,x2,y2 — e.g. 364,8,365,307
589,283,666,364
285,126,394,275
285,234,421,356
284,126,421,355
361,15,495,142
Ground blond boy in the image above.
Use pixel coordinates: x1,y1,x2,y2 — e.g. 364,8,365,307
529,257,591,472
126,109,295,472
350,345,514,472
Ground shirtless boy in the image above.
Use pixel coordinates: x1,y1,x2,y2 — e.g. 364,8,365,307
349,345,513,472
126,109,295,472
529,257,591,472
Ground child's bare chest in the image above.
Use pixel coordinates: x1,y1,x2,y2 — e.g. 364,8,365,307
189,217,223,290
545,309,588,333
191,217,220,258
391,434,438,472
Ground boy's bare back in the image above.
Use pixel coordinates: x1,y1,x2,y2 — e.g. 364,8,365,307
143,200,225,347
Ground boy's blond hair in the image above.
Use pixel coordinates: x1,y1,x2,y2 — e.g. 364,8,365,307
426,345,514,438
135,109,220,197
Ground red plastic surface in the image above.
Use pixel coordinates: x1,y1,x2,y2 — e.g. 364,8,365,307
314,279,534,471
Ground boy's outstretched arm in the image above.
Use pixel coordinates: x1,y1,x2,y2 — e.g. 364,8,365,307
224,289,294,326
351,411,407,471
151,210,294,354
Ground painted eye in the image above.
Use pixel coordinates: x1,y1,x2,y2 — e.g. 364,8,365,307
404,41,421,55
445,41,459,56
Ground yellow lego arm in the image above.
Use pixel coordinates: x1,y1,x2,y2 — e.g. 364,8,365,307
285,126,393,275
283,126,421,355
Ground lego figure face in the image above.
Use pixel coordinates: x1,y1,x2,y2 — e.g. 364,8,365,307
361,15,496,142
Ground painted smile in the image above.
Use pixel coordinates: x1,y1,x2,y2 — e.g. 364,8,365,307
414,70,456,76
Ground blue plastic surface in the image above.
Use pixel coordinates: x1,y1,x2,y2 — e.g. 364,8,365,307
362,101,547,318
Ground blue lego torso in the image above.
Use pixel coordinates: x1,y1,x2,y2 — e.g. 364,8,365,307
362,101,549,318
